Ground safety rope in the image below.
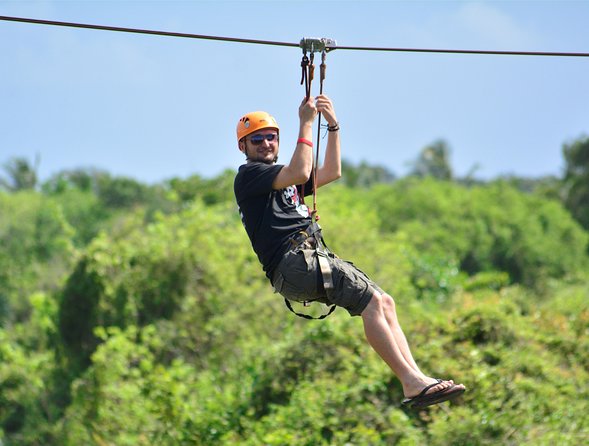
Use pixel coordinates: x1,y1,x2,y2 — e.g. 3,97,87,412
312,49,328,222
284,45,337,321
299,44,328,222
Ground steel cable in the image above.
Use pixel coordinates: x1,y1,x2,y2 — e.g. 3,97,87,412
2,15,589,58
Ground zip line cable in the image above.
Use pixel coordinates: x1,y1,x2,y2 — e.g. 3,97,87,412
0,15,299,49
2,15,589,58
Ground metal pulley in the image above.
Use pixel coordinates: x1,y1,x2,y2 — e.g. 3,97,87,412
299,37,337,54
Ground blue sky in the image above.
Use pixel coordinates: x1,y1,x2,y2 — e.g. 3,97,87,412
1,0,588,184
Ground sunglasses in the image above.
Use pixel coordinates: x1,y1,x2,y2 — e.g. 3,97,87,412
249,133,278,145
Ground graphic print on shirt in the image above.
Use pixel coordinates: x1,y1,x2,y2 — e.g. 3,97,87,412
284,185,309,218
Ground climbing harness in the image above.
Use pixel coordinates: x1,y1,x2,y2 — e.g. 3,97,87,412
282,221,337,320
284,37,338,320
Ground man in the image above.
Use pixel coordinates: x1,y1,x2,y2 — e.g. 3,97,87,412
234,95,465,408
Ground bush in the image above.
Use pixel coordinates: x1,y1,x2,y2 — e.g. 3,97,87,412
369,179,589,287
0,191,75,324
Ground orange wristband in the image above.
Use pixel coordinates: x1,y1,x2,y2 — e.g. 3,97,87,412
297,138,313,148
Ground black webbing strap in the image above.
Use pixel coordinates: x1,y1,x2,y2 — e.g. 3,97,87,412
283,222,337,320
300,51,314,101
284,297,336,320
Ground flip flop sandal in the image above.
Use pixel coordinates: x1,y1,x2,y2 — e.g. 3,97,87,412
402,380,464,409
411,384,465,408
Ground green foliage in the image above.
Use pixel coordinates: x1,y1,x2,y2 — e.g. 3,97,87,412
340,159,396,188
96,175,151,209
1,167,588,445
369,178,589,287
319,186,417,301
492,174,562,199
50,188,110,246
0,191,75,325
56,199,265,376
0,291,66,445
43,168,181,228
409,139,453,180
59,325,200,446
563,135,589,230
0,156,38,191
166,169,236,205
41,168,99,194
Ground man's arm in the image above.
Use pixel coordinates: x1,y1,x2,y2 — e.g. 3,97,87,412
272,97,317,190
315,95,342,188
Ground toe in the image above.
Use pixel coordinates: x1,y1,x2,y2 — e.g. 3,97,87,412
424,380,452,396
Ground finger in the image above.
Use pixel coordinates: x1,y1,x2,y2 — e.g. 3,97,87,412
301,96,315,106
315,98,333,109
316,102,333,113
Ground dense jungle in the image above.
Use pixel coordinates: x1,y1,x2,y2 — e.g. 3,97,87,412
1,137,588,445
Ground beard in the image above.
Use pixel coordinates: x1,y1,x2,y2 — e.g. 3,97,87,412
245,147,278,164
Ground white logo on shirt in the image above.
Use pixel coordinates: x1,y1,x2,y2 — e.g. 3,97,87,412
284,186,309,218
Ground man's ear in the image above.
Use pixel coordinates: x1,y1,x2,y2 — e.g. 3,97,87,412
238,139,245,153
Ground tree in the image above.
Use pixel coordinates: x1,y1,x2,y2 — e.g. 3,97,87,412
368,178,588,287
167,169,235,205
42,168,101,194
340,159,396,188
409,140,453,180
562,135,589,230
0,156,39,191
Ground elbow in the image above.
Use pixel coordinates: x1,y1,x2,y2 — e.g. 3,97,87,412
328,167,342,183
299,161,314,184
289,164,312,185
295,169,312,185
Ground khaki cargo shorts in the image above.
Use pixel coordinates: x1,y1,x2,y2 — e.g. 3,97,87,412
271,247,384,316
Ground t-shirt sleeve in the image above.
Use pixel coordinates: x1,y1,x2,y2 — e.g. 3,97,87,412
235,162,284,199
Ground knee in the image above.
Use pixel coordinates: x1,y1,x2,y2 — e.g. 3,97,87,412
381,293,396,312
366,291,394,312
363,291,384,315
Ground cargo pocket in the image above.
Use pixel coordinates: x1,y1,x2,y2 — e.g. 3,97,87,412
273,249,324,303
273,271,309,302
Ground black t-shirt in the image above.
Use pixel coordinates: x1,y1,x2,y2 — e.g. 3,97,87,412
234,162,313,278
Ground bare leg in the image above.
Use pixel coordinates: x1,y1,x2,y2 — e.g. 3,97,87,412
380,293,423,375
361,292,454,398
361,293,416,379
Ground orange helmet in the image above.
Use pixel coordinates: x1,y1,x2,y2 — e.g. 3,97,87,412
236,111,279,142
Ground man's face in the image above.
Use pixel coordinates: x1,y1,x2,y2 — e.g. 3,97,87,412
240,129,279,164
